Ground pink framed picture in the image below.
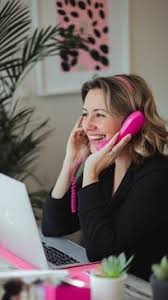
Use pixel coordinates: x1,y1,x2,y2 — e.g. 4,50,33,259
32,0,130,95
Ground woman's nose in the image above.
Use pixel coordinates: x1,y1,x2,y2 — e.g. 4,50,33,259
82,116,97,131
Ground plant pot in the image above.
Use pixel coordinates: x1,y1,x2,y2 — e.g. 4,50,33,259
150,274,168,300
90,273,127,300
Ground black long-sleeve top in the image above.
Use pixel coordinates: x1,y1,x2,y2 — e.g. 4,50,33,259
42,154,168,280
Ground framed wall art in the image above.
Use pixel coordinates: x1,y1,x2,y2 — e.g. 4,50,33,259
32,0,130,95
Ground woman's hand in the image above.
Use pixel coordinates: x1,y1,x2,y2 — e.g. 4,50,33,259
65,117,90,165
83,133,131,186
52,117,91,199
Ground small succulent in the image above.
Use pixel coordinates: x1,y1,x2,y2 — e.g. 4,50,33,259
95,253,134,278
152,256,168,280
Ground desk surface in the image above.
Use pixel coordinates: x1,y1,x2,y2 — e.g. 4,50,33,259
125,274,152,299
67,263,152,300
0,270,152,300
66,232,152,299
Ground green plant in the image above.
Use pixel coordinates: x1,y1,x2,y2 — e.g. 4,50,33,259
152,256,168,280
95,253,134,278
0,0,87,219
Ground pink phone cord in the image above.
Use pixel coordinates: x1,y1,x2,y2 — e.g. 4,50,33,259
71,159,84,213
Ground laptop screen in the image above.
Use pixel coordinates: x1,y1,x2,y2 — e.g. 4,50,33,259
0,173,48,270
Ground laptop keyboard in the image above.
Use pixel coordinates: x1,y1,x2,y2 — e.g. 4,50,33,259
42,242,79,266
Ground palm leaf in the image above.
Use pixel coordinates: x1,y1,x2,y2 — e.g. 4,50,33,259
0,26,86,101
0,0,30,60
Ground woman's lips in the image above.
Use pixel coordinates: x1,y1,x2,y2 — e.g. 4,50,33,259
88,134,107,145
89,137,107,146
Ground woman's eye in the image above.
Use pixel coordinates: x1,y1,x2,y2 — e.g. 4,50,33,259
96,113,105,118
82,113,88,117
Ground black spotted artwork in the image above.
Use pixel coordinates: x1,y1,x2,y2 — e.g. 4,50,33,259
56,0,110,72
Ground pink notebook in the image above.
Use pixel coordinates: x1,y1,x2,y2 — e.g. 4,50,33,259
0,243,37,270
43,264,99,300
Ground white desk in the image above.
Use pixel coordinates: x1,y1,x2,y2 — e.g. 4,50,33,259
125,274,152,299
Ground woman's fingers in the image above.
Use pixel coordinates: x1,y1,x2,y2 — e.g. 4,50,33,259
74,127,83,134
73,116,83,130
99,132,119,153
72,128,89,144
70,117,84,137
100,133,131,156
110,134,132,156
73,128,86,138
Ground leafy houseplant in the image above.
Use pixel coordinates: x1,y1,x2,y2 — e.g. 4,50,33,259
150,256,168,300
90,253,134,300
0,0,87,219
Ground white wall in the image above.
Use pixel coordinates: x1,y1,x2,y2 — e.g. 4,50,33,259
131,0,168,116
23,0,168,191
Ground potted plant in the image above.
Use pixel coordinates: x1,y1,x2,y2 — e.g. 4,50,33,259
150,256,168,300
90,253,134,300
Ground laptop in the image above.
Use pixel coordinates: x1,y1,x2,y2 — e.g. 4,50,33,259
0,173,89,271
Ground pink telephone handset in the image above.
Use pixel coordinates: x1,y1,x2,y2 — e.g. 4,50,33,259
116,110,145,143
96,111,145,151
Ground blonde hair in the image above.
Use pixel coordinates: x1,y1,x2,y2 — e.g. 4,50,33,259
81,74,168,164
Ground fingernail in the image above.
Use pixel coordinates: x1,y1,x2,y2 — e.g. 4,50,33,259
127,134,132,140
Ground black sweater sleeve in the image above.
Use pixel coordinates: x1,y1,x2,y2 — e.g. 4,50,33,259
78,170,168,261
42,188,80,237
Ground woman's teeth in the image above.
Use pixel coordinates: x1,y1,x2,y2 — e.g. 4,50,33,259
90,135,106,141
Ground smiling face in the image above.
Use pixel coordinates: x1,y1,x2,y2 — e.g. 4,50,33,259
81,88,125,153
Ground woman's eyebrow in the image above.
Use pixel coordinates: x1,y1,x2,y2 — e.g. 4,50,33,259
82,108,108,113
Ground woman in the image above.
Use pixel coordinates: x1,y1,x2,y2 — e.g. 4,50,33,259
42,74,168,280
